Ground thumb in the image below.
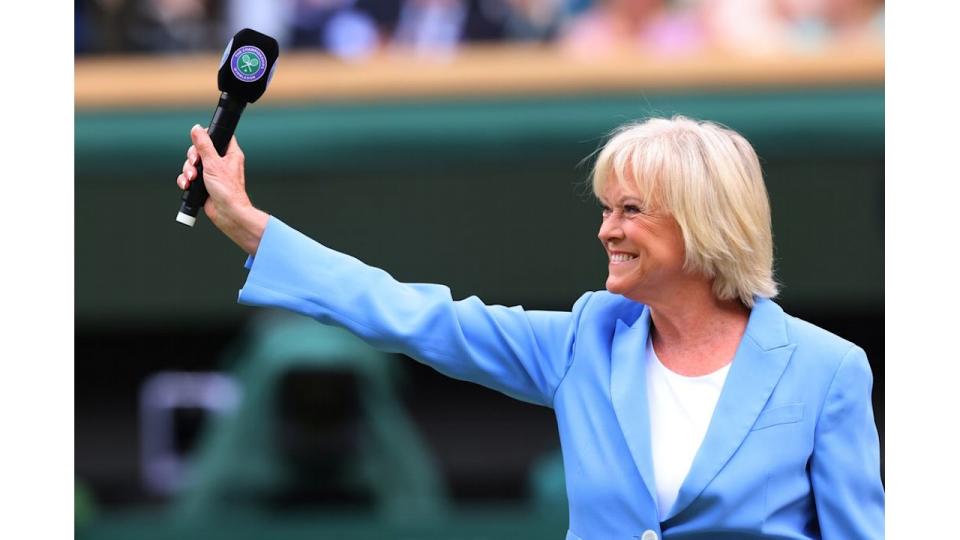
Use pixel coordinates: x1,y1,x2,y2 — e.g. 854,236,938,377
190,124,218,161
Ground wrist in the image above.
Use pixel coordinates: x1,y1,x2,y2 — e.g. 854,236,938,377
218,203,268,256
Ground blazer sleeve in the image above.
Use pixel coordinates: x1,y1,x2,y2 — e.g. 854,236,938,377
810,345,885,539
237,216,590,407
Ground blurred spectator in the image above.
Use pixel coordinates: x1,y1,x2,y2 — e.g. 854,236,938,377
75,0,131,54
75,0,883,56
75,0,223,54
558,0,708,58
392,0,498,58
223,0,295,50
780,0,884,47
391,0,572,58
286,0,387,59
501,0,571,42
76,0,89,53
125,0,224,52
223,0,402,60
699,0,785,55
701,0,884,55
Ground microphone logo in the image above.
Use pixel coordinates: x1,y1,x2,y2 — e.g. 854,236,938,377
230,46,267,82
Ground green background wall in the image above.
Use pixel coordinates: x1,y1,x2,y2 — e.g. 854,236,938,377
76,87,883,325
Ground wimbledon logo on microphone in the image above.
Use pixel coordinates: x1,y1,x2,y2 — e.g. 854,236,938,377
230,46,267,82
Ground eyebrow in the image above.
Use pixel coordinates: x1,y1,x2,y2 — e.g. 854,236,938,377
601,196,643,205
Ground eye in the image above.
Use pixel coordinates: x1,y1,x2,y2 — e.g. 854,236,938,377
600,205,612,218
623,204,643,216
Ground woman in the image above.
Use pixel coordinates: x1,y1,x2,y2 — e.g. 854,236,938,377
176,116,884,539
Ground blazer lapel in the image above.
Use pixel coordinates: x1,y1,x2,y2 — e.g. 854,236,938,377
663,298,796,521
609,306,659,508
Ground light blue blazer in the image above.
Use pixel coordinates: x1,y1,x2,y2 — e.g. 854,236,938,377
238,217,884,539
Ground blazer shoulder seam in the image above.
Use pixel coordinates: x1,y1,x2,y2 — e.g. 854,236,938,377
550,291,594,406
812,343,860,439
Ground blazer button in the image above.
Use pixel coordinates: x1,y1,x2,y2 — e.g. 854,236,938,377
641,530,658,540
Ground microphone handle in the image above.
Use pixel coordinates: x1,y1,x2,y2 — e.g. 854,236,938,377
176,92,247,227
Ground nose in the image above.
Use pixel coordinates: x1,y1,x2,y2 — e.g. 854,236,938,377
598,213,623,245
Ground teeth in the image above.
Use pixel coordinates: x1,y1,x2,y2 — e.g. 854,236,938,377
611,253,637,262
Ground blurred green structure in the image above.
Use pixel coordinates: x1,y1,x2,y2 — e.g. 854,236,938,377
76,478,98,529
176,311,448,522
80,307,569,539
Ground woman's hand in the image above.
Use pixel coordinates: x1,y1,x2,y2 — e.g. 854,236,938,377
177,125,269,255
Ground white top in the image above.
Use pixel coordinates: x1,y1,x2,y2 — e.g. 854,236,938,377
645,336,731,520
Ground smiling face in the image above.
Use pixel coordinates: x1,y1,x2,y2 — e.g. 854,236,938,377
591,116,778,307
597,179,689,303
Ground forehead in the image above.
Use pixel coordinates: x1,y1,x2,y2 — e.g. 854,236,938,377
599,177,645,203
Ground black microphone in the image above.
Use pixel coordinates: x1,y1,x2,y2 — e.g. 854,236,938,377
176,28,280,227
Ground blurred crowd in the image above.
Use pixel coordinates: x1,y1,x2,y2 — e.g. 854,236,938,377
75,0,884,59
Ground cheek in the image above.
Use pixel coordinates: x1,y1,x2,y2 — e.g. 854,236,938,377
662,235,685,261
658,223,687,266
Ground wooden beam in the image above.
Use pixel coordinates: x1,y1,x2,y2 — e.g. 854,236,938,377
75,42,884,109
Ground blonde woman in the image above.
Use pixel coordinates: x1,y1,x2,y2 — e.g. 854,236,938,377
177,115,884,539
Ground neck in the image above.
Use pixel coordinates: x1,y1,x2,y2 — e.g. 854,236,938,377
642,280,750,375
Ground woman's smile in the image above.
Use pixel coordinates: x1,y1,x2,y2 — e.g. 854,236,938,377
609,251,638,264
598,181,687,301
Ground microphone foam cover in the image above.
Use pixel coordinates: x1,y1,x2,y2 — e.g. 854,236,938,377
217,28,280,103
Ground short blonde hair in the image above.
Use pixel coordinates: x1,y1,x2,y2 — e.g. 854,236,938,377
591,116,778,307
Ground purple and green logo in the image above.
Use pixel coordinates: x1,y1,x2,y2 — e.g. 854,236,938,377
230,46,267,82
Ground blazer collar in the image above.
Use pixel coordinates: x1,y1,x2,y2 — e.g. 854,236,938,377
610,308,658,507
609,297,796,522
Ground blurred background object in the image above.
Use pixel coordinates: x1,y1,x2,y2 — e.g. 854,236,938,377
558,0,708,57
75,1,883,538
700,0,884,55
77,0,225,53
75,0,883,56
285,0,384,60
170,313,448,522
139,371,242,496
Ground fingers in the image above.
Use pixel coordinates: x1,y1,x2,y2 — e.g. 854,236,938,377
179,127,207,191
178,149,199,190
179,125,241,193
181,158,196,180
190,124,217,161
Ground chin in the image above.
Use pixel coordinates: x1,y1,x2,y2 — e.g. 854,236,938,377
605,277,647,302
605,277,628,295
